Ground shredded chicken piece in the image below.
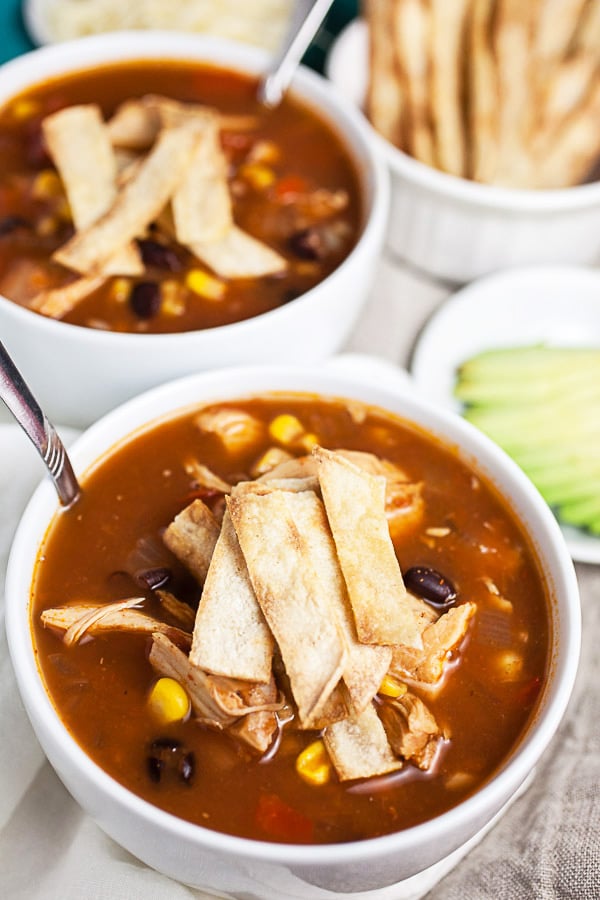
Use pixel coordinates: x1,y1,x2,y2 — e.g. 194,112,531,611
193,407,265,454
390,602,476,684
229,680,280,753
183,459,232,494
155,589,196,630
41,599,191,649
377,691,443,770
149,633,282,731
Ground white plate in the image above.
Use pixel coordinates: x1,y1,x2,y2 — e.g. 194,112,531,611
410,264,600,565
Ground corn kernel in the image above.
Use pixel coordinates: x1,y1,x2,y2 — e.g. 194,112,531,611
239,162,276,190
32,169,64,200
378,675,408,698
148,677,190,724
110,278,131,304
295,740,331,786
11,98,40,120
248,139,280,165
186,268,226,301
268,414,305,446
301,432,320,452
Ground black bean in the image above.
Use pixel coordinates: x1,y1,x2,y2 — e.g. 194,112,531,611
146,738,195,785
130,281,161,319
0,215,29,236
137,239,181,272
404,566,457,609
135,567,171,591
287,227,326,260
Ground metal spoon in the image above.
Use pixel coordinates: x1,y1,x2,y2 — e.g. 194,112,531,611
257,0,335,108
0,340,80,507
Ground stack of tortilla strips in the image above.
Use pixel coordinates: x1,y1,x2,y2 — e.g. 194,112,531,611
365,0,600,188
42,438,476,782
30,94,287,318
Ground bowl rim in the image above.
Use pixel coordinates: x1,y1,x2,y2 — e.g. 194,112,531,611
5,363,582,867
0,29,389,342
327,17,600,213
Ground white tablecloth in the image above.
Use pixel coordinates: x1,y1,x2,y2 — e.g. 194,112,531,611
1,251,598,899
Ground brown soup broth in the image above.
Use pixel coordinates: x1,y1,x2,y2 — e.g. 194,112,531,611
0,61,361,333
31,395,550,844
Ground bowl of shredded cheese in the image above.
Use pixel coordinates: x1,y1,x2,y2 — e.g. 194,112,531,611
24,0,295,51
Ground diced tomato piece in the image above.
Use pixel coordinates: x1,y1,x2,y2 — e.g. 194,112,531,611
255,793,315,843
273,174,309,202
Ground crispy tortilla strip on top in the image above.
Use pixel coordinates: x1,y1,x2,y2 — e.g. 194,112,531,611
378,691,442,770
227,489,346,726
42,104,142,276
391,0,435,166
288,486,392,718
534,0,590,63
163,498,220,585
172,116,233,245
314,447,421,649
468,0,500,182
323,702,402,781
390,601,476,685
190,510,274,682
54,118,204,275
29,275,106,319
188,225,287,279
41,602,191,649
532,75,600,187
429,0,469,177
365,0,405,147
229,677,280,752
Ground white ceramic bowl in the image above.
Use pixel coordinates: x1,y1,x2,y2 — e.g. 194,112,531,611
327,20,600,284
0,31,388,427
5,362,581,899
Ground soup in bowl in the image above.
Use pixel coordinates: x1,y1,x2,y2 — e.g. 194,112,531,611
5,364,580,897
0,33,387,426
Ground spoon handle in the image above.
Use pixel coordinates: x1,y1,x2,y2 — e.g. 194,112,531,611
0,341,80,507
258,0,336,108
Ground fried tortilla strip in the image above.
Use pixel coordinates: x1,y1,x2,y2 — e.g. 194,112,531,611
188,225,287,279
429,0,469,176
468,0,500,182
190,511,274,682
149,633,280,730
288,487,392,718
41,602,191,649
574,0,600,53
172,116,233,245
54,118,204,275
229,677,280,752
532,74,600,186
491,0,537,187
365,0,405,147
537,51,599,138
391,0,435,166
378,691,442,770
390,601,476,685
29,275,106,318
227,489,346,726
314,448,422,648
534,0,589,63
42,105,142,276
324,702,402,781
163,498,220,585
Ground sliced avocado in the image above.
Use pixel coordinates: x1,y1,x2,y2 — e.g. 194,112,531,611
454,344,600,536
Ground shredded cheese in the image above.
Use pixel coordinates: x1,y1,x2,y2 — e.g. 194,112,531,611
47,0,294,52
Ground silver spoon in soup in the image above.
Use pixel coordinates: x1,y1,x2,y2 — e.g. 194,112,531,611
0,340,80,506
